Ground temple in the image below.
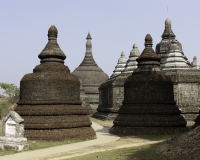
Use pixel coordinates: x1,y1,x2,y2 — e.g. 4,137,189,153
72,33,109,112
156,18,200,120
15,26,96,140
93,44,140,120
110,34,186,135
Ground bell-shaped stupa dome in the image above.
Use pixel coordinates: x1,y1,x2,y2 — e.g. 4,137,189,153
15,26,95,140
110,52,127,78
122,44,140,73
72,33,109,112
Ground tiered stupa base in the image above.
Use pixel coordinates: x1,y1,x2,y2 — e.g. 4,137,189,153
16,104,96,141
110,104,187,135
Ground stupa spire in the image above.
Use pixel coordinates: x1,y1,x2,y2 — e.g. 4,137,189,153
110,52,127,78
191,56,200,69
122,44,140,73
162,18,175,39
80,32,97,66
38,25,66,64
136,34,161,72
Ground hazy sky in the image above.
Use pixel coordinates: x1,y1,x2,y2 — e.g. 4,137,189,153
0,0,200,87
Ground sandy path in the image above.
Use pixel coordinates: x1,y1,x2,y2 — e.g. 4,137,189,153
1,122,164,160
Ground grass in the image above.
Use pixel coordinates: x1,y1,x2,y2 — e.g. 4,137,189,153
66,143,168,160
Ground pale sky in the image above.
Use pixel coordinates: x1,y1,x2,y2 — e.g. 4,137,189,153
0,0,200,87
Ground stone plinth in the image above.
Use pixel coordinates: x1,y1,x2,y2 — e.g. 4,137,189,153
110,34,186,135
72,33,108,113
93,44,140,120
0,111,29,151
15,26,96,141
164,69,200,120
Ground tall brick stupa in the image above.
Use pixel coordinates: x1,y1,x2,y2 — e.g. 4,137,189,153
72,33,109,112
15,26,96,140
110,34,186,135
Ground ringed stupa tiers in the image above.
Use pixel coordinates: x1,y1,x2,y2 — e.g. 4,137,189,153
15,26,96,140
93,44,140,120
72,33,109,112
110,34,186,135
110,52,127,78
156,18,200,120
122,44,140,73
162,40,191,69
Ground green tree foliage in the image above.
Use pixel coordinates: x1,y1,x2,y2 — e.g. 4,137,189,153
0,82,20,118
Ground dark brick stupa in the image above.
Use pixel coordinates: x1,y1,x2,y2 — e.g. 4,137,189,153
72,33,109,113
15,26,96,141
110,34,186,135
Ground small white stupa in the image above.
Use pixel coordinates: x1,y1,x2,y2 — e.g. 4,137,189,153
122,44,140,73
110,52,127,78
191,56,200,69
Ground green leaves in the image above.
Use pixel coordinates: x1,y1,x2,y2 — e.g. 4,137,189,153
0,82,19,118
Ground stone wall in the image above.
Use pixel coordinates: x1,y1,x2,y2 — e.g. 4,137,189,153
164,69,200,120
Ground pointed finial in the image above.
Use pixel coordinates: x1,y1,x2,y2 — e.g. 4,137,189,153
145,34,153,48
48,25,58,39
194,56,197,60
38,25,66,63
165,18,171,27
121,52,125,56
86,32,92,39
133,44,138,48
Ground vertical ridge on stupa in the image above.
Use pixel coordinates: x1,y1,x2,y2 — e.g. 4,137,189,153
191,56,200,69
110,52,127,78
72,33,109,112
122,44,140,73
110,34,186,135
15,26,96,140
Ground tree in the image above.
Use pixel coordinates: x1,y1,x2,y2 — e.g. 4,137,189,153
0,82,20,118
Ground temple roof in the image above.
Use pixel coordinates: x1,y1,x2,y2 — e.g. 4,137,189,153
122,44,140,73
162,40,191,70
156,18,183,57
110,52,127,78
